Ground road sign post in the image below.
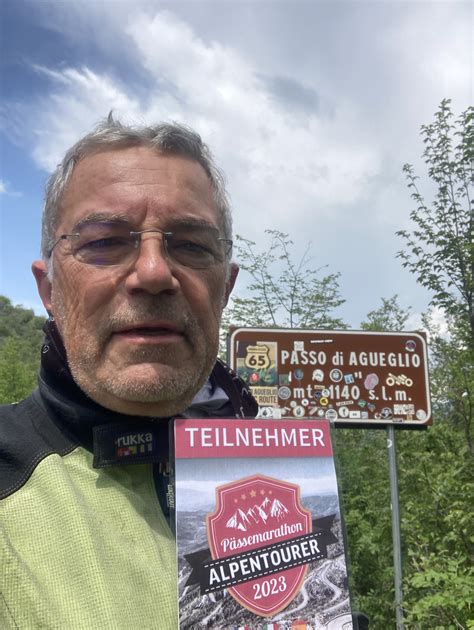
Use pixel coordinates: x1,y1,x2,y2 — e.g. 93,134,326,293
388,425,405,629
228,327,432,627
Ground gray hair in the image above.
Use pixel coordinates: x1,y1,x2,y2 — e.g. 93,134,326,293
41,114,232,260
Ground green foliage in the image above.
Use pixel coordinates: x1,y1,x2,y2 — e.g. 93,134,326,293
0,336,38,402
220,230,345,355
395,310,474,628
398,419,474,628
425,313,474,454
0,295,45,352
396,99,473,343
0,295,46,403
334,428,395,626
361,295,411,333
395,99,474,628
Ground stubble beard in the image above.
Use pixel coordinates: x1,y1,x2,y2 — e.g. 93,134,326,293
53,297,219,414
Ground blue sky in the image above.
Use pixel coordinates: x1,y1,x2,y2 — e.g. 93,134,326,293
0,0,471,328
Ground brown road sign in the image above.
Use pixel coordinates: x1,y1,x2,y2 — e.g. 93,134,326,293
229,328,432,427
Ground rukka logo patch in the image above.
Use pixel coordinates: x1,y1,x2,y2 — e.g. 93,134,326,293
92,423,166,468
115,432,153,457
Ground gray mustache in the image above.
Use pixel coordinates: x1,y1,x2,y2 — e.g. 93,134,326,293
107,301,194,333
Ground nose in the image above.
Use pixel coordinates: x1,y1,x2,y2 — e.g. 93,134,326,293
123,232,180,295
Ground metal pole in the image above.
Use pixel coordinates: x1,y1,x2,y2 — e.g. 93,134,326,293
387,425,404,629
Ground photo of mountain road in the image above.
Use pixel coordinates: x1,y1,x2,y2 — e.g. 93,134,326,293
176,491,352,629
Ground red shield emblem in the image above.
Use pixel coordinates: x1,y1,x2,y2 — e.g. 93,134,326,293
206,474,312,617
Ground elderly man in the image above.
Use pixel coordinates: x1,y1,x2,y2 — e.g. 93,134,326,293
0,118,257,629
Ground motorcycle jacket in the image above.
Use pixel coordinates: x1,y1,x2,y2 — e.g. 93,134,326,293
0,321,257,629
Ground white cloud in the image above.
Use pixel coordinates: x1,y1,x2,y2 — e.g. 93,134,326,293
127,12,381,235
0,179,22,198
7,5,469,230
28,66,143,172
384,3,471,102
407,306,451,340
405,311,424,332
3,3,471,326
9,9,381,244
427,306,451,339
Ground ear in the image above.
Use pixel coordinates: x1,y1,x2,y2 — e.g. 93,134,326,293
223,262,239,307
32,260,53,315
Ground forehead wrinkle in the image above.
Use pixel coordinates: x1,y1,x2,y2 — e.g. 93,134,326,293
74,212,131,229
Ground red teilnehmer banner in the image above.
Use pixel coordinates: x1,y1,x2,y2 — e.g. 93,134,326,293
174,419,333,459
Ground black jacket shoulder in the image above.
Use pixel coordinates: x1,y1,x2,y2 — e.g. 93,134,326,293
0,393,76,500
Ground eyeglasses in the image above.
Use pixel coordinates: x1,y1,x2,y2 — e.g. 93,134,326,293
48,221,233,269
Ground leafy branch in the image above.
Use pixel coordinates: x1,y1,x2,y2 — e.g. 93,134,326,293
397,99,473,345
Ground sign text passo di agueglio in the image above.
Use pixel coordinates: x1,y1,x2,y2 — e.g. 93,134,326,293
229,328,431,427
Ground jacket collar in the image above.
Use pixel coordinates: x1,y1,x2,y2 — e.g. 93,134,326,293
38,319,258,453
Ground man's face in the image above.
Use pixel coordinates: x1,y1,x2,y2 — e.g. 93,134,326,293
33,146,237,417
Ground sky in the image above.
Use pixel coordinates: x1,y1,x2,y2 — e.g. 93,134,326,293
0,0,472,329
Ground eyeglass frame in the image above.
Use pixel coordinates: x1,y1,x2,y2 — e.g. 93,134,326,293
47,225,233,270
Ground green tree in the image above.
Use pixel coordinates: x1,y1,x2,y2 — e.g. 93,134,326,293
361,295,410,332
0,336,38,403
0,296,46,403
397,312,474,629
396,99,473,345
398,421,474,629
0,296,46,354
220,230,345,355
396,100,474,628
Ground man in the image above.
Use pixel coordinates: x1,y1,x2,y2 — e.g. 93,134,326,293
0,117,257,629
